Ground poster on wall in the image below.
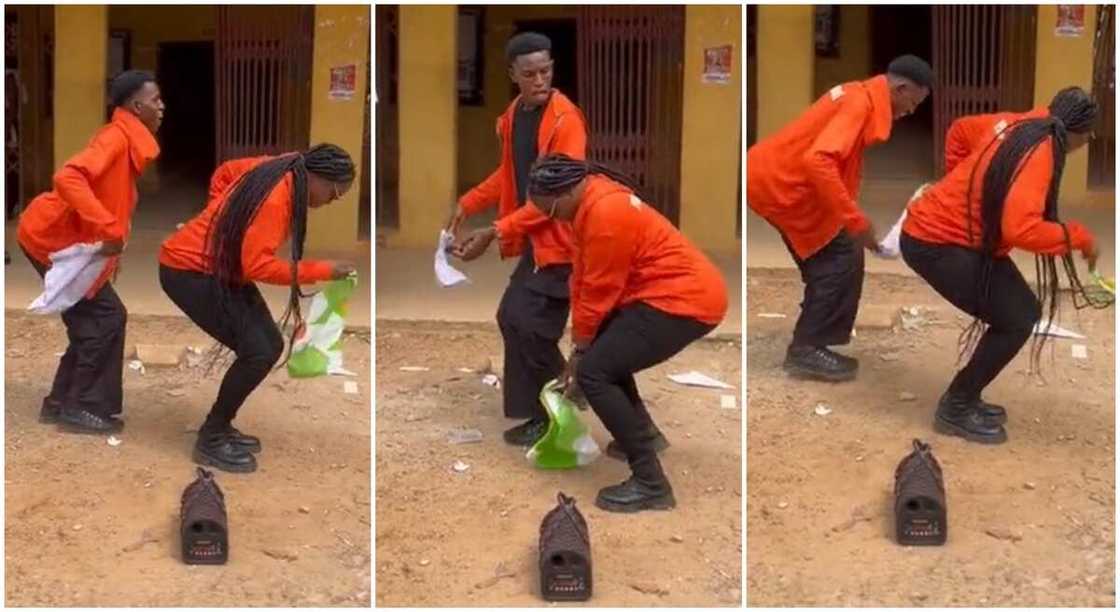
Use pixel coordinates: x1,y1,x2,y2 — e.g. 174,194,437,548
329,64,356,100
702,45,732,85
1055,5,1085,37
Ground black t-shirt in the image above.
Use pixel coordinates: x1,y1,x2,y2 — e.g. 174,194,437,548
512,102,545,207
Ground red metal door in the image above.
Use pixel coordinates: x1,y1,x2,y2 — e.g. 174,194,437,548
577,6,685,224
215,5,313,162
1090,5,1114,189
932,5,1037,176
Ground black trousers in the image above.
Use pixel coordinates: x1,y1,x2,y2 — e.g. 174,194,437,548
900,233,1041,397
576,302,714,457
496,247,571,420
25,249,126,418
159,265,284,432
782,230,865,347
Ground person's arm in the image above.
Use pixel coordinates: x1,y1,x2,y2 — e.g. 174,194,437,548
1002,142,1095,255
52,129,128,241
208,156,268,202
803,95,872,236
240,180,334,285
570,200,640,346
944,116,984,175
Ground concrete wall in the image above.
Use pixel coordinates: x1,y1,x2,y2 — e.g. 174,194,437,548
678,4,741,251
107,5,215,72
813,5,871,97
755,5,813,140
1034,4,1096,203
54,6,107,165
391,5,457,248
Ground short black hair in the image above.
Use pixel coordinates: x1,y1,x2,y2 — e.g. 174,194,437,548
887,55,933,89
109,70,156,108
506,32,551,65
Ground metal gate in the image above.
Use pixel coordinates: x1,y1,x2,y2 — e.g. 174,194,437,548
577,6,685,224
215,5,313,162
1090,4,1114,188
932,5,1037,176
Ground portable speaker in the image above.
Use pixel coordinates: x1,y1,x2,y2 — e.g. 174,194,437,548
539,492,592,601
181,467,229,564
894,438,947,546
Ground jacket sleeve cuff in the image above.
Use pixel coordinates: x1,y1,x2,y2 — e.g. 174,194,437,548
1067,221,1094,252
299,260,336,283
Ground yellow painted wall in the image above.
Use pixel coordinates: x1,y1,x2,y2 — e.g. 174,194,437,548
458,5,578,194
391,5,457,248
1034,4,1096,203
678,4,741,251
107,5,215,72
813,5,871,97
54,6,107,165
305,5,370,254
756,5,813,140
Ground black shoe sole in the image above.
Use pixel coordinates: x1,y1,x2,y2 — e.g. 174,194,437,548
193,447,257,473
595,492,677,513
783,360,857,383
934,415,1007,445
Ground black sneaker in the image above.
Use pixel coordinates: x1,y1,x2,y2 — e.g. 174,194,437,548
502,418,548,447
226,426,262,454
605,429,671,461
783,345,858,382
934,392,1007,444
57,407,124,434
39,398,62,424
194,431,257,473
596,476,677,513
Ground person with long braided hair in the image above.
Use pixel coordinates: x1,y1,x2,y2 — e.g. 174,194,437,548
18,70,163,434
747,55,933,382
900,87,1101,444
448,32,589,447
525,153,727,513
159,144,356,472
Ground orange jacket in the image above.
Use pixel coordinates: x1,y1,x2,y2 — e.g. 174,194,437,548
17,108,159,296
747,75,893,259
569,176,728,344
159,156,334,285
904,134,1094,257
459,89,587,267
943,107,1049,174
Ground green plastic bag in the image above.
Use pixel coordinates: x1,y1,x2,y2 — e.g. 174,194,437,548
287,274,358,378
527,380,601,469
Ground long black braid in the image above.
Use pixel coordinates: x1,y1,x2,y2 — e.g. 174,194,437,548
959,87,1102,372
204,143,354,367
528,153,648,203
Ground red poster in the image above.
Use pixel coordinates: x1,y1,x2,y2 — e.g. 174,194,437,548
1055,5,1085,37
329,64,356,100
702,45,733,85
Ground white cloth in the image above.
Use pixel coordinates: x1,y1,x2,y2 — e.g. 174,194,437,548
874,183,931,260
434,230,469,287
28,243,110,315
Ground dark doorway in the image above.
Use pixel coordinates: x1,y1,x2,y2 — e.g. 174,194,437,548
866,5,934,181
156,41,216,185
513,19,578,104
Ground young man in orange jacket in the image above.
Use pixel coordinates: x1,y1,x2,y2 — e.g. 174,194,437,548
449,32,588,447
17,70,163,434
747,55,932,383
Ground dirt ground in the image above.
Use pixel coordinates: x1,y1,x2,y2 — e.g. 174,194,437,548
4,312,371,607
375,320,742,607
746,268,1116,607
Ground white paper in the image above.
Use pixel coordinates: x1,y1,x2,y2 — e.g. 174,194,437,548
1033,320,1086,339
435,230,469,287
757,312,787,319
1071,344,1088,359
873,183,929,260
343,381,359,395
668,371,734,390
720,394,737,409
28,243,111,314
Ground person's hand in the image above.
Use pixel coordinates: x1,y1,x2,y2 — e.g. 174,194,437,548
446,203,466,236
851,223,880,252
561,350,583,398
452,227,497,261
99,239,125,256
1082,242,1099,272
329,261,357,279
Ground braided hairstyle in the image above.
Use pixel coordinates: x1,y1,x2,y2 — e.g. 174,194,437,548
528,153,646,204
960,87,1102,372
205,143,354,366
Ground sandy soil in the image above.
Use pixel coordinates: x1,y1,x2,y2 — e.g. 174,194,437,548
375,320,742,607
746,268,1116,607
4,312,371,607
